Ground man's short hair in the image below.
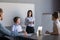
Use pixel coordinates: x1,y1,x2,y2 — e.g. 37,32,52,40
13,17,20,23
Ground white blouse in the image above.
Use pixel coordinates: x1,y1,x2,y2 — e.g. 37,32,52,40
53,19,60,34
25,17,35,27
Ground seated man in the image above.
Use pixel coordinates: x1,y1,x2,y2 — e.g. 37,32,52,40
0,8,11,37
46,12,60,35
0,8,27,37
12,17,27,36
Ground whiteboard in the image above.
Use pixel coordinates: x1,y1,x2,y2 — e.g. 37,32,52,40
0,3,35,26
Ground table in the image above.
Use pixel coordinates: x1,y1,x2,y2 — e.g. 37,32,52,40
26,34,60,40
42,34,60,40
14,33,42,40
2,34,60,40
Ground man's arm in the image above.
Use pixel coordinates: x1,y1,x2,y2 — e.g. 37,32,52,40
0,24,11,36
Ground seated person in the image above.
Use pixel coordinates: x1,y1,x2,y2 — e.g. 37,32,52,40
0,8,11,37
46,12,60,35
12,17,27,36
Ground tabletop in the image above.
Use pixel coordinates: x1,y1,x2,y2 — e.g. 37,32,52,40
42,35,60,40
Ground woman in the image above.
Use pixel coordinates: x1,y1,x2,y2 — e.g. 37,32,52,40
0,8,11,37
25,10,35,33
46,11,60,35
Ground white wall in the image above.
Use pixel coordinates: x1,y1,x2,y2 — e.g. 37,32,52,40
0,3,35,26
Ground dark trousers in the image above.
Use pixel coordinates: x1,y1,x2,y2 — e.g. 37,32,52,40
26,26,34,33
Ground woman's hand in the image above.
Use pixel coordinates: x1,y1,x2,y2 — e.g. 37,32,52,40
23,31,27,36
29,22,34,24
25,32,27,35
45,31,50,34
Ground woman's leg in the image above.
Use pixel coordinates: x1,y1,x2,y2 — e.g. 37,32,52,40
30,27,34,33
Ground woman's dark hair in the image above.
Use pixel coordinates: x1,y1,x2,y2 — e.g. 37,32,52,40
52,12,58,19
27,10,33,17
0,8,3,13
13,16,20,23
0,8,3,17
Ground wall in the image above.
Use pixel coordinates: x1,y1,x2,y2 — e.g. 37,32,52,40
0,3,35,26
59,0,60,11
0,0,59,33
53,0,60,11
42,0,60,34
42,14,53,34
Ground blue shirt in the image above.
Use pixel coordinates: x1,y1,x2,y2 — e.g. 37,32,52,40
0,23,11,36
12,24,23,33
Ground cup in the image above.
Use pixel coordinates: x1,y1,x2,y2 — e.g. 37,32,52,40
37,26,42,36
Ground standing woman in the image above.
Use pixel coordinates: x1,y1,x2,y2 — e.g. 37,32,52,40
25,10,35,33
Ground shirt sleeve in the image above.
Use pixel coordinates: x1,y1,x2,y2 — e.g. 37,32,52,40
56,21,60,28
12,25,15,31
17,25,23,32
54,20,60,33
25,18,29,26
0,23,11,36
